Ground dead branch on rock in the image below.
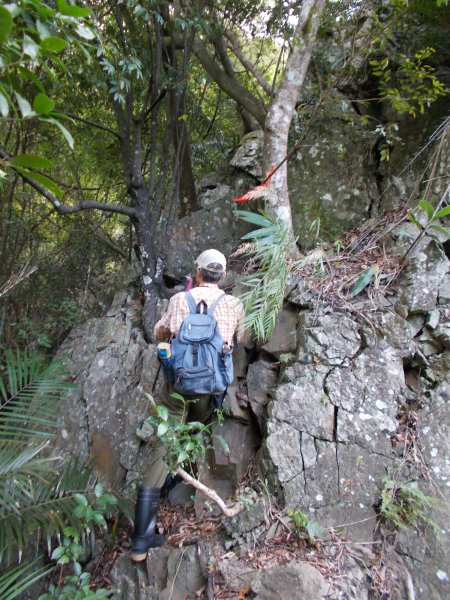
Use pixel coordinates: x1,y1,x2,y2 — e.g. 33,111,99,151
175,467,244,517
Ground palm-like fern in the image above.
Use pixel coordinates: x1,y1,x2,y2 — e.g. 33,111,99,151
236,210,292,342
0,350,125,598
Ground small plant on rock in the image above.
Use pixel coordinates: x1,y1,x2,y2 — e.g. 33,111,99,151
287,508,324,545
145,392,228,470
379,474,440,533
145,392,244,517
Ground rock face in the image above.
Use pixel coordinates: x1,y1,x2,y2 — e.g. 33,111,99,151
52,126,449,598
164,169,254,279
230,104,448,249
256,234,450,596
53,288,162,489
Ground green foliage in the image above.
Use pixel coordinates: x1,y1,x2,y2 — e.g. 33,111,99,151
408,197,450,245
8,316,52,349
370,47,447,118
379,474,440,532
145,392,228,472
0,350,126,599
38,483,116,599
0,349,73,439
39,573,111,600
0,559,54,600
287,508,324,545
237,210,292,343
0,0,96,185
236,485,258,510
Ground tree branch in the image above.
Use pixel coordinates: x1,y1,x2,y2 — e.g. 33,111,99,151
0,148,137,218
175,467,243,517
62,113,122,139
168,33,267,127
225,30,272,96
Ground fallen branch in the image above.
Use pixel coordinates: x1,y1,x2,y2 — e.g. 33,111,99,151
175,467,243,517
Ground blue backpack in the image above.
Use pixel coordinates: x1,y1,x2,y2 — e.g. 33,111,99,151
171,291,233,395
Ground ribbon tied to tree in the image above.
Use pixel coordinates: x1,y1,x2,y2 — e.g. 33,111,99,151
233,165,276,204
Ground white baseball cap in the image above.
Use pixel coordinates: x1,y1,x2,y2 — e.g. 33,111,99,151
196,249,226,272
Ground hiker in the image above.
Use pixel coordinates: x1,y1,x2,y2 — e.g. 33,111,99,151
131,249,244,562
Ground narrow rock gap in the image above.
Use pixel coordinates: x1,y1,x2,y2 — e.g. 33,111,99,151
299,431,308,491
335,441,341,497
333,406,339,443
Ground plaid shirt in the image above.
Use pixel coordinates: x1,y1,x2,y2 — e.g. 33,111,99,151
154,283,245,346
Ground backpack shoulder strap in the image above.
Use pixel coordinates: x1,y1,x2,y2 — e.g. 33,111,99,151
184,291,198,314
207,292,226,316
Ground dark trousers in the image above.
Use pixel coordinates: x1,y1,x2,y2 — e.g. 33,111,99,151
142,383,212,488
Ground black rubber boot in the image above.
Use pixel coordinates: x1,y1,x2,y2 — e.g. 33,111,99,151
160,473,180,499
130,486,165,562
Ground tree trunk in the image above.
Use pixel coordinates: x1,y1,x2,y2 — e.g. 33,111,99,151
176,126,199,218
262,0,326,240
134,202,162,342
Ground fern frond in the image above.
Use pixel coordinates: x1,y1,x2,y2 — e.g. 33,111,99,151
0,558,54,600
0,350,73,439
237,211,290,342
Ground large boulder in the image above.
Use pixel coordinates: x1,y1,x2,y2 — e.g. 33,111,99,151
288,111,378,246
164,170,253,278
53,289,156,488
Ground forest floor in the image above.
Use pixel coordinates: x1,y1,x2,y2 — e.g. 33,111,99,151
85,491,390,599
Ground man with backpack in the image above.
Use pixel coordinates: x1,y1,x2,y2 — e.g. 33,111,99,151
131,249,244,562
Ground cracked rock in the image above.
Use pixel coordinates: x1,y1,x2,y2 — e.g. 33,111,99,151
297,312,361,365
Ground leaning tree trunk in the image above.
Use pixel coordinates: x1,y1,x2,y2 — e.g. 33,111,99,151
262,0,325,241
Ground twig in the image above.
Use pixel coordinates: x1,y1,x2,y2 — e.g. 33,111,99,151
175,467,243,517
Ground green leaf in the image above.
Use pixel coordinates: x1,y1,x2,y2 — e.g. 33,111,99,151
11,167,63,199
214,434,229,454
237,210,272,228
407,212,424,230
418,199,435,220
350,265,378,298
41,36,68,53
93,513,106,527
157,405,169,421
242,224,279,240
75,23,96,40
14,93,34,118
0,559,54,600
306,520,324,541
18,67,46,93
45,117,74,149
74,493,88,506
10,155,53,170
177,450,188,464
58,555,69,565
94,482,103,498
157,422,169,436
429,224,450,239
36,19,51,40
0,91,9,117
433,205,450,221
23,35,40,60
0,6,13,43
57,0,92,18
33,93,55,115
51,546,66,560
